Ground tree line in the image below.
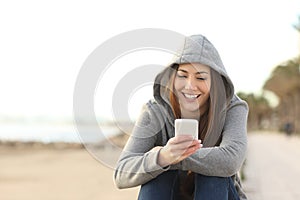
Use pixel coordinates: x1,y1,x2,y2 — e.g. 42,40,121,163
237,16,300,134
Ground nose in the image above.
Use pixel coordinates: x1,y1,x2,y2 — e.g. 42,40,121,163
184,77,197,90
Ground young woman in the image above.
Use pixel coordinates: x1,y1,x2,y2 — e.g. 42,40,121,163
114,35,248,200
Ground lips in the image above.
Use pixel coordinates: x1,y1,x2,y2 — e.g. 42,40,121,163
182,93,201,100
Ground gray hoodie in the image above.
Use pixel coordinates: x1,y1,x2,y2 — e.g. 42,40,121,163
114,35,248,199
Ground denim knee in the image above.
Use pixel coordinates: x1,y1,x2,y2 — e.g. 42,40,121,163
138,170,181,200
194,174,240,200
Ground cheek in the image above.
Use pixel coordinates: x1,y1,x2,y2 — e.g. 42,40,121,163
198,81,210,93
174,79,184,92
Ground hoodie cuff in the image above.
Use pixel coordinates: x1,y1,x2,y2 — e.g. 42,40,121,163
145,149,170,178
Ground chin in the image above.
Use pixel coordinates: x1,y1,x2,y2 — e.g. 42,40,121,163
182,106,201,114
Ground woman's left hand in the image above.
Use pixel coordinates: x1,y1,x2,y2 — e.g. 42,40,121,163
153,135,202,167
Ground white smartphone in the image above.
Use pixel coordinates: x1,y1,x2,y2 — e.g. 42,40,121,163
175,119,198,139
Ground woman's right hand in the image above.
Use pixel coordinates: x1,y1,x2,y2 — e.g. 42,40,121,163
157,135,202,167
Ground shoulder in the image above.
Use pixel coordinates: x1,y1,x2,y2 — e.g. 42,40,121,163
136,99,169,127
135,100,167,136
139,99,159,115
228,94,249,111
145,99,159,109
223,95,249,134
143,99,168,117
224,95,249,122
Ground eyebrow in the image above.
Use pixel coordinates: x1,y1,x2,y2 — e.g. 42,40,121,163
178,69,209,75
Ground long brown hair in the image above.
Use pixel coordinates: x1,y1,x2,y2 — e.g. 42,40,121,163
166,63,230,198
167,64,229,142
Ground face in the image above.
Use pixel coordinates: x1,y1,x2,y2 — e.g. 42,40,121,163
174,63,211,118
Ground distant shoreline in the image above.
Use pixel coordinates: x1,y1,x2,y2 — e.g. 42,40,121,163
0,132,129,150
0,140,84,150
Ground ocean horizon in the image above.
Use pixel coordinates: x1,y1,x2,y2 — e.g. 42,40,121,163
0,123,122,144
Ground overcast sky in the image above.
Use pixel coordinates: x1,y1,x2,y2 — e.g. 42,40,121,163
0,0,299,120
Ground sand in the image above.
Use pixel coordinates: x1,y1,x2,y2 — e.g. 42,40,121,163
3,132,300,199
0,143,139,200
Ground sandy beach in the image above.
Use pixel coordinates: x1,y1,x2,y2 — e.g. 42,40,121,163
0,141,139,200
4,131,299,200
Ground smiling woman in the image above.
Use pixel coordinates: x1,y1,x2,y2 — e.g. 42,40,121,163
114,34,249,200
173,63,211,119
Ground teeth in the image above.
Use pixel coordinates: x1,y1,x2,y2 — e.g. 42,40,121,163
183,93,199,99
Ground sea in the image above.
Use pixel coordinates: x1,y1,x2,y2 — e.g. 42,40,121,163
0,123,123,144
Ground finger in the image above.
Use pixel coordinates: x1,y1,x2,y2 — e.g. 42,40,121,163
170,142,201,159
184,145,200,156
171,139,201,150
178,150,197,161
169,137,201,147
169,135,195,144
170,143,202,164
180,142,202,157
171,148,199,164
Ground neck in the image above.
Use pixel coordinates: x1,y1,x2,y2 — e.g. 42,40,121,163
181,110,200,120
180,102,209,120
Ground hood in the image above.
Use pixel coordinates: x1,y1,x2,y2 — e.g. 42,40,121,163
175,35,234,95
153,34,235,146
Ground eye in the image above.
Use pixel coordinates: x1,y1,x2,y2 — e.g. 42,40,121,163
196,77,207,81
177,74,186,78
176,72,187,78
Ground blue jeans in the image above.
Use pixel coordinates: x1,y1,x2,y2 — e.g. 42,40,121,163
138,170,240,200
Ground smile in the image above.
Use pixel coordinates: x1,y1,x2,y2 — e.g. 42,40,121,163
182,93,201,99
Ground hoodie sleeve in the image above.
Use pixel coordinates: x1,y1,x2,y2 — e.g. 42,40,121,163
114,102,169,189
181,96,248,177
